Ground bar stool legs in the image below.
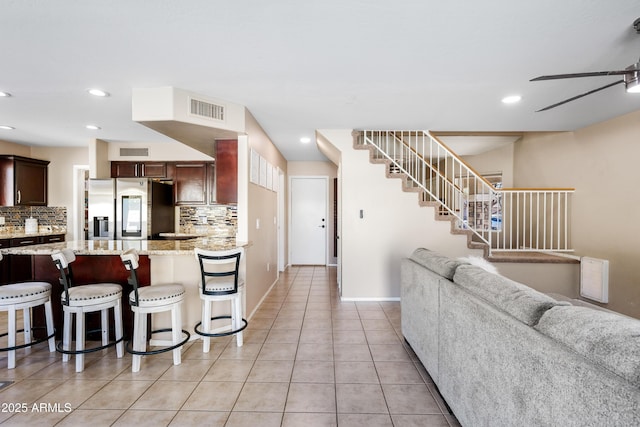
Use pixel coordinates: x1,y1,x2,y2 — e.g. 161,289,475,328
1,281,56,370
131,307,147,373
5,302,55,369
60,300,124,372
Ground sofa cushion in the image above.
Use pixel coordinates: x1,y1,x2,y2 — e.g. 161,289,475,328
453,264,565,325
536,305,640,388
409,248,462,280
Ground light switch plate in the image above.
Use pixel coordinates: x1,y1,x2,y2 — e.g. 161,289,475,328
0,216,5,225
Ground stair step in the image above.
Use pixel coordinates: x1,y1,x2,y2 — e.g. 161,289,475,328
488,252,578,264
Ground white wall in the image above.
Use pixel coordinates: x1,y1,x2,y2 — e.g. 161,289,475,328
317,129,481,300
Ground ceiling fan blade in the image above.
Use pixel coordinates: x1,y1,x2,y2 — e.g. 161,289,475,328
531,70,636,81
535,80,624,112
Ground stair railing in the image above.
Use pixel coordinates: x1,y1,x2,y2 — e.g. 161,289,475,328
356,130,574,254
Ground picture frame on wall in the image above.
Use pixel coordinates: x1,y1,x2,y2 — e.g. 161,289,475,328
259,155,267,187
266,163,273,190
272,167,279,192
250,149,259,184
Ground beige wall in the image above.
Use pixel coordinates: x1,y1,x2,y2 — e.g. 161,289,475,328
0,143,89,240
0,140,31,156
462,142,515,188
244,110,288,316
107,140,214,162
287,161,338,265
514,110,640,318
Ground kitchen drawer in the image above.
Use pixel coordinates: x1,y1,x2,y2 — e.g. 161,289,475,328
11,237,39,247
0,239,10,249
41,234,65,244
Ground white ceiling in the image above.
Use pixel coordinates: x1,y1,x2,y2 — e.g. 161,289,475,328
1,1,639,161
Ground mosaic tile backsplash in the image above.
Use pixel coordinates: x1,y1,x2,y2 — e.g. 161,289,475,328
0,206,67,227
0,206,67,234
179,205,237,237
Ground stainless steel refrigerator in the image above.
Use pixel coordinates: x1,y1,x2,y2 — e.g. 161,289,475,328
88,178,174,240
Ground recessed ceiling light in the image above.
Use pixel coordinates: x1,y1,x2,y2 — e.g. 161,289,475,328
502,95,522,104
0,125,15,130
87,89,109,97
300,137,311,143
0,92,11,97
85,124,101,130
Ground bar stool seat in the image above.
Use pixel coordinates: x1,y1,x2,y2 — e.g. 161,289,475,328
1,282,52,303
61,284,122,306
121,249,189,372
129,284,185,307
51,249,124,373
0,253,56,369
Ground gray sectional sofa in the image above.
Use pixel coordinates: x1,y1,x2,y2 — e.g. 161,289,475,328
401,248,640,427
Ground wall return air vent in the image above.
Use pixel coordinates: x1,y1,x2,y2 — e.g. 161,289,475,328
189,97,225,122
120,148,149,157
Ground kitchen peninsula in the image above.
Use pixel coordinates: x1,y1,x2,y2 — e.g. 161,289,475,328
1,238,251,341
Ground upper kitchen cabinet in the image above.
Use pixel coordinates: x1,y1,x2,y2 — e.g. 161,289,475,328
173,162,208,205
111,161,168,178
0,155,49,206
173,140,237,205
215,140,238,204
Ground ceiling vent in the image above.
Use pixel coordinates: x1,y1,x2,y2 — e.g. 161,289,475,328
189,97,225,122
120,148,149,157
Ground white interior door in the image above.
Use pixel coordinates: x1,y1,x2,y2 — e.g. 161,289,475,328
290,176,327,265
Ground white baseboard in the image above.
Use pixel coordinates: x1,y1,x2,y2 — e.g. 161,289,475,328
247,276,280,320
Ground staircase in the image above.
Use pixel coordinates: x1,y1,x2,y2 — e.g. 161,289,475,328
354,130,575,257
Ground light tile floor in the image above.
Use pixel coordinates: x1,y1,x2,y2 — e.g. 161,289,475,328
0,266,460,426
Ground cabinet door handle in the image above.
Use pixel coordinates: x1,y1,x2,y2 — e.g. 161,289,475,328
49,238,61,242
17,190,21,204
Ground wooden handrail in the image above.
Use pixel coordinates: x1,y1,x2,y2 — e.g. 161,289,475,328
427,132,498,190
388,131,461,192
499,188,575,192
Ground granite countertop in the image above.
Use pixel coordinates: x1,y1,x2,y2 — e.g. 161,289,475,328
0,237,250,256
0,227,67,239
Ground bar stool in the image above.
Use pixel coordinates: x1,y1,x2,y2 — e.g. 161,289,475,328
194,247,248,352
120,249,190,372
0,253,55,369
51,249,124,372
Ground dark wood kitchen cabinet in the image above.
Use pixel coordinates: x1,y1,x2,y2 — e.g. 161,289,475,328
8,235,37,283
1,234,66,284
111,161,168,178
215,139,238,204
0,155,49,206
0,239,9,284
173,162,209,205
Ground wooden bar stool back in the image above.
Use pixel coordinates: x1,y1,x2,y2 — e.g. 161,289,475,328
51,249,124,372
194,247,247,353
120,248,189,372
